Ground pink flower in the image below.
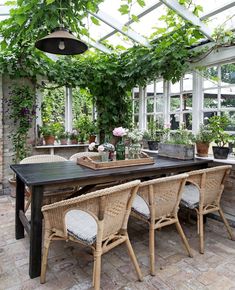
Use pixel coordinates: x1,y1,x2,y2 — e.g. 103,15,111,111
113,127,127,137
98,145,105,152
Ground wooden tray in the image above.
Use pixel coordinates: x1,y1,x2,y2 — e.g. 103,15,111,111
77,152,155,170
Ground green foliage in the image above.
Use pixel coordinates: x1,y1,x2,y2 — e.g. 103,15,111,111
39,122,61,137
147,116,164,141
194,124,213,144
207,115,233,147
164,124,194,145
7,85,36,163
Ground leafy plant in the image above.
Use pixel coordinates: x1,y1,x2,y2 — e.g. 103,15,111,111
163,123,194,145
147,116,164,141
194,124,213,144
40,122,61,137
7,85,36,163
207,115,233,147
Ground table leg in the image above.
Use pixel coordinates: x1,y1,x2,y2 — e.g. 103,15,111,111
15,175,25,239
29,185,43,278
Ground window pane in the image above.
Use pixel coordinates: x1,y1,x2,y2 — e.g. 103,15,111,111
156,80,164,94
170,95,180,111
221,63,235,85
134,100,139,114
170,82,180,94
170,113,179,130
221,86,235,108
147,98,154,113
183,113,192,130
203,90,218,109
203,112,217,124
156,96,164,113
203,66,218,89
182,93,192,110
221,112,235,131
134,115,139,127
183,74,192,91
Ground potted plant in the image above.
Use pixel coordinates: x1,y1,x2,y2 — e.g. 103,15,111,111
87,121,98,144
208,115,233,159
158,123,195,160
147,117,164,150
40,123,60,145
57,130,69,145
194,124,213,157
69,130,79,144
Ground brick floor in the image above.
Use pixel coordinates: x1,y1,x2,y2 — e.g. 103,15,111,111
0,195,235,290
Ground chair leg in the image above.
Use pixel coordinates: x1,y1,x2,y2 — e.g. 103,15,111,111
175,220,193,258
218,207,235,241
199,212,204,254
24,196,31,212
125,236,143,281
93,251,102,290
40,237,52,284
149,226,155,276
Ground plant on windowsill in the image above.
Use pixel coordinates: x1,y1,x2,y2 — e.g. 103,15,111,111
69,130,79,144
194,124,214,157
207,115,233,159
146,117,165,150
57,130,69,145
40,123,60,145
158,123,195,160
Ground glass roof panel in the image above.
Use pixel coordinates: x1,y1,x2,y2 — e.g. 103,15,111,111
83,15,114,41
207,7,235,30
105,33,133,49
193,0,231,15
130,5,168,39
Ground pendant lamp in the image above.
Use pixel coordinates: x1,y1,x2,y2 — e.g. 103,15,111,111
35,27,88,55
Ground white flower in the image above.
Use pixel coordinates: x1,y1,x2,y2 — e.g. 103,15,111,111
88,142,96,151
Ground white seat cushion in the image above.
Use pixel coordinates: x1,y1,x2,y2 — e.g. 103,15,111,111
132,194,150,218
65,210,97,244
181,184,200,209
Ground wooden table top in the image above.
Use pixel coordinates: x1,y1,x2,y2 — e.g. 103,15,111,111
10,156,212,186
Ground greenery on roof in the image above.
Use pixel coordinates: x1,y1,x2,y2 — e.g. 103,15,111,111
0,0,234,135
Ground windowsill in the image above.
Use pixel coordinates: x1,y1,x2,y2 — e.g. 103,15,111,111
143,149,235,165
35,143,90,149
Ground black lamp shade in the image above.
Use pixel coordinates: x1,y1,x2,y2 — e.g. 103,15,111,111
35,27,88,55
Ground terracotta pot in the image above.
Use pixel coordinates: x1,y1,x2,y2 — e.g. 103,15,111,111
8,177,16,198
196,142,209,157
44,135,55,145
60,139,67,145
89,135,96,144
70,139,78,144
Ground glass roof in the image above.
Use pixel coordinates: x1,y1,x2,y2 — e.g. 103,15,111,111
0,0,234,52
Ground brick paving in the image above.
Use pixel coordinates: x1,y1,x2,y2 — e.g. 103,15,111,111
0,195,235,290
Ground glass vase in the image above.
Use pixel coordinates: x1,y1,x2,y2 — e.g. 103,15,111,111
129,143,141,159
116,139,125,160
100,151,109,162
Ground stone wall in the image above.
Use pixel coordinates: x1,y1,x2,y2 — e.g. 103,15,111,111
0,76,3,194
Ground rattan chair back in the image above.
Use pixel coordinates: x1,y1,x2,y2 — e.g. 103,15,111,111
187,165,232,208
69,152,99,162
139,173,188,221
20,154,67,164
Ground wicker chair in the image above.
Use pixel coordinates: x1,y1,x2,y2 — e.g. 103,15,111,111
21,155,77,212
69,151,100,162
131,173,192,275
181,165,235,254
40,180,143,290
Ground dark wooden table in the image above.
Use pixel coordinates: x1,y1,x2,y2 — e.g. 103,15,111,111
10,156,212,279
